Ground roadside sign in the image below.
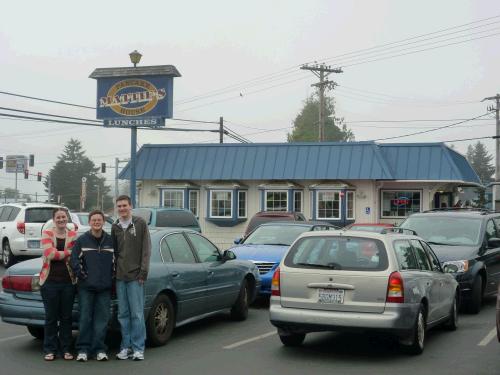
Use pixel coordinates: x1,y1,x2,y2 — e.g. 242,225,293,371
5,155,27,173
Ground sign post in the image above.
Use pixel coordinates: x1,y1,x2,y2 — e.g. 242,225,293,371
90,58,181,207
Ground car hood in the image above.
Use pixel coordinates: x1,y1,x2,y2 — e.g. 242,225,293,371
429,244,478,262
6,257,43,275
230,244,289,262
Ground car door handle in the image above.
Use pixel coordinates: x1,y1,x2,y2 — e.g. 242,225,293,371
171,271,180,278
208,271,214,276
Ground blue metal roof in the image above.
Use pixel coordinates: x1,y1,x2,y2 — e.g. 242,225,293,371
119,142,480,184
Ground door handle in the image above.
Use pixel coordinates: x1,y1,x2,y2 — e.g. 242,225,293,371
208,271,214,276
171,271,180,278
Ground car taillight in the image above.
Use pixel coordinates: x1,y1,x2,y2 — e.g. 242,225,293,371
271,267,281,296
386,271,404,303
17,222,25,234
2,275,34,292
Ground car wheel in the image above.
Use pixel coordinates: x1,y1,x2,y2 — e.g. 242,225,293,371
2,240,15,268
279,332,306,347
467,275,483,314
27,325,44,340
230,279,249,321
443,291,459,331
402,305,426,355
146,294,175,347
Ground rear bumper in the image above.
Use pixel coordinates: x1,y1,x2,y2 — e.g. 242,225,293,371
269,298,419,337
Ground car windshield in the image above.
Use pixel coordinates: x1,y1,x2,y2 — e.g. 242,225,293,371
284,236,388,271
243,225,311,246
156,210,198,228
400,216,482,246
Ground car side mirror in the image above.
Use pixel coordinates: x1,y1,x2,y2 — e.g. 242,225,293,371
488,238,500,248
443,264,458,273
234,237,243,244
222,250,236,261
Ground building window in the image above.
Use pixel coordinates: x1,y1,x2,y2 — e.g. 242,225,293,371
293,191,303,213
238,191,247,218
189,190,199,216
210,190,232,218
381,190,421,218
163,190,184,209
317,191,341,219
265,191,288,211
346,191,355,219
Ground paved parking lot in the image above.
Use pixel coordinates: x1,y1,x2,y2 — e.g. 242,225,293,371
0,268,498,375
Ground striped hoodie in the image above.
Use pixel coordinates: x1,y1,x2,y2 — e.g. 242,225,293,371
39,228,78,286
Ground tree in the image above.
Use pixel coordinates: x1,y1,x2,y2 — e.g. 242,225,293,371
287,94,354,142
466,141,495,207
45,139,113,211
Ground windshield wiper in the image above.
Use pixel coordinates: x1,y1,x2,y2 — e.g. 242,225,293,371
296,262,342,270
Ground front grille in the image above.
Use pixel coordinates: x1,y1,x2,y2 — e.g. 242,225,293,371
253,261,276,275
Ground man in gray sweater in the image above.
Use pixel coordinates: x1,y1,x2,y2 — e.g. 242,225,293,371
111,195,151,361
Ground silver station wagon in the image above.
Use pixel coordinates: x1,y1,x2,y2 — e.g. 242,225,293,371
269,229,459,354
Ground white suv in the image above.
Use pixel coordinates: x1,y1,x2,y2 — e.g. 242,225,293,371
0,203,64,267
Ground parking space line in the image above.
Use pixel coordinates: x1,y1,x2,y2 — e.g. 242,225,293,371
0,334,29,343
478,328,496,346
223,330,276,349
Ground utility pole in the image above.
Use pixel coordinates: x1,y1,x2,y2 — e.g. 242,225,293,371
219,116,224,144
483,94,500,210
301,63,343,142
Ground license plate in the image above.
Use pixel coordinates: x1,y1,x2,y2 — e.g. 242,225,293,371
318,288,344,304
27,240,40,249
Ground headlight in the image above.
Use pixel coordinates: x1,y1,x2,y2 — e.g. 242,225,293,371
443,260,469,273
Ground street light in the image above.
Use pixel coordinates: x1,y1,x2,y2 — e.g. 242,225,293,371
129,50,142,68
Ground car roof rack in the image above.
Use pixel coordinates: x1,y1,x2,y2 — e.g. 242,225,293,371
381,227,418,236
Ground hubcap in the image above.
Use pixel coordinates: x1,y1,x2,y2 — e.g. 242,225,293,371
154,303,169,335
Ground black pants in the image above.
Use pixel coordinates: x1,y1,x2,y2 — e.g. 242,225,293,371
40,281,76,354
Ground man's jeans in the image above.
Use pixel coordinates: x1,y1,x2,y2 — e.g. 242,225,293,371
76,287,111,355
116,280,146,352
40,282,76,354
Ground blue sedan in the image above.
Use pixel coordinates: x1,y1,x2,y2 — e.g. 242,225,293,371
230,222,337,295
0,228,260,346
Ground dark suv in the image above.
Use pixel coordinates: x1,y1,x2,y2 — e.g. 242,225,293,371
400,209,500,313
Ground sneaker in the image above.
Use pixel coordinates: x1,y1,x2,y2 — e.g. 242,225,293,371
76,353,87,362
116,348,132,360
96,352,108,361
132,351,144,361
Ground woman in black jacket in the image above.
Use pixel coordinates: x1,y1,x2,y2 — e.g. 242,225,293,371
70,210,114,362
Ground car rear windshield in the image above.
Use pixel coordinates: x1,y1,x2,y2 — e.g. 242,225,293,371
156,210,199,228
244,225,311,246
25,208,55,223
400,216,482,246
132,209,153,225
284,236,388,271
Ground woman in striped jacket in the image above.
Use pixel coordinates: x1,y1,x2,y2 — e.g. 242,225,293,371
39,207,78,361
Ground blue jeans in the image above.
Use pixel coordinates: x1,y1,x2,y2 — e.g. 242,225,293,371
76,287,111,355
116,280,146,352
40,281,75,354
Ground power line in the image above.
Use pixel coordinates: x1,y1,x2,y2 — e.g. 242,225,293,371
369,113,491,141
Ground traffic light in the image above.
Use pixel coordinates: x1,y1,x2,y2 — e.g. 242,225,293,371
29,154,34,167
101,163,106,173
0,157,3,169
24,169,29,179
37,172,42,182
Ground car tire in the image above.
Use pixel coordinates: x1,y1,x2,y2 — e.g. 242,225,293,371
2,240,15,268
230,279,249,321
279,332,306,347
402,305,426,355
27,325,44,340
146,294,175,347
467,275,483,314
443,291,459,331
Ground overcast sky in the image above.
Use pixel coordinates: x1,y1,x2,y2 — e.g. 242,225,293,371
1,0,499,198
